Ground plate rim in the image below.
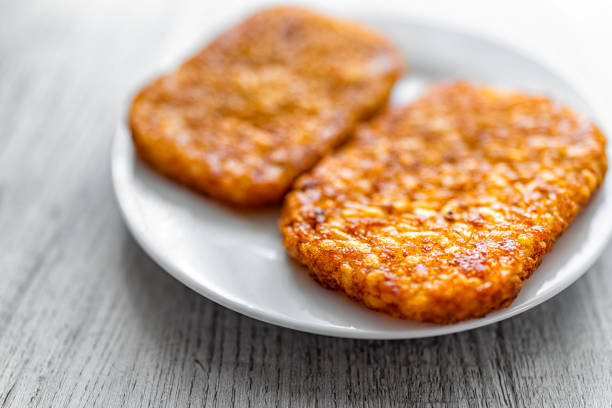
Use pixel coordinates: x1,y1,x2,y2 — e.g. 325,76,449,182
112,15,612,339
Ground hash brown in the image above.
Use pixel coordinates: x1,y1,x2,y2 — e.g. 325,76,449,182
280,82,607,324
129,7,403,206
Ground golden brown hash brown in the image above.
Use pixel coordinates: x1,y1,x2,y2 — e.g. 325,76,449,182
129,7,403,206
281,82,607,324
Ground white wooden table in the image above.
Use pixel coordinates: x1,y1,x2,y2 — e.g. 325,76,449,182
1,0,611,406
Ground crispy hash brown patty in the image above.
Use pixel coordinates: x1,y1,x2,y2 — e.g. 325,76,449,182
129,7,403,206
281,82,607,324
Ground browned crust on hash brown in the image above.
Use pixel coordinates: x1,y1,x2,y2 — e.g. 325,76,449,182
280,82,607,324
129,7,403,206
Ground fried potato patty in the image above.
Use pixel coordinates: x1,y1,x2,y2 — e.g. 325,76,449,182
281,82,607,324
129,7,403,206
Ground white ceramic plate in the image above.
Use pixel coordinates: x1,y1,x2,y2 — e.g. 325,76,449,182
113,17,612,339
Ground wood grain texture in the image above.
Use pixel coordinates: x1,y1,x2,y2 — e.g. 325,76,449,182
0,0,611,406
